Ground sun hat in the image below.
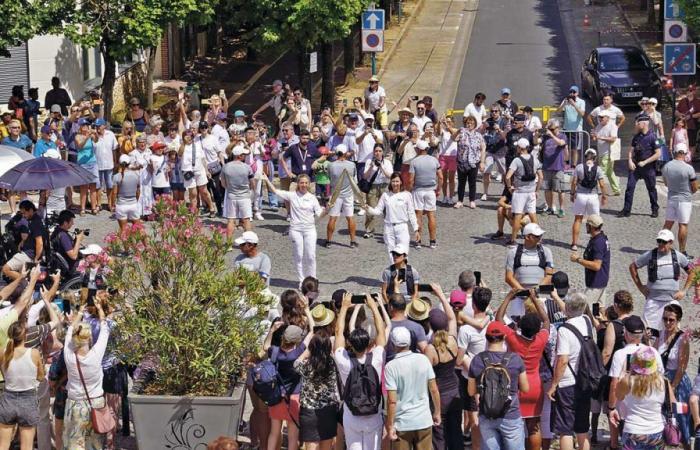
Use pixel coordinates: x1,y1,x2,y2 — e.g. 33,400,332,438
43,149,61,159
398,107,414,117
674,143,688,154
390,327,411,347
516,137,530,148
119,154,131,165
415,140,429,151
407,299,430,321
630,346,657,375
369,75,380,82
80,244,103,256
311,304,335,327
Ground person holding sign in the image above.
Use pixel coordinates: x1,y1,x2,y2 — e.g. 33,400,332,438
326,145,359,248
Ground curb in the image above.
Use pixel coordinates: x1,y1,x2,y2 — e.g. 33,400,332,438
377,0,428,79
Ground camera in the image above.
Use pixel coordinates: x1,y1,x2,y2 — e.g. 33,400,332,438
75,228,90,237
486,118,496,128
567,94,576,101
374,159,381,167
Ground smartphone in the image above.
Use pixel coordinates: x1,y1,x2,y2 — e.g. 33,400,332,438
592,302,600,317
626,354,632,371
538,285,554,295
350,295,366,305
410,95,419,101
219,89,226,99
62,299,71,315
474,271,482,286
398,268,406,282
515,289,530,298
342,98,348,106
417,284,432,292
24,262,37,273
649,328,660,338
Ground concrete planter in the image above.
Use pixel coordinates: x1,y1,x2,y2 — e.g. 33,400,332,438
129,384,246,449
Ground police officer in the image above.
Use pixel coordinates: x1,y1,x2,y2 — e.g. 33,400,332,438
618,113,661,218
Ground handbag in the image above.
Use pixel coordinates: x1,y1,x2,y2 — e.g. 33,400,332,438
207,160,222,176
183,139,197,180
358,163,380,194
75,354,116,434
663,378,682,446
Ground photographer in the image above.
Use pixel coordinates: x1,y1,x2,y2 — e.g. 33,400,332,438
2,200,44,281
481,106,508,199
362,144,393,239
557,86,586,166
50,210,85,275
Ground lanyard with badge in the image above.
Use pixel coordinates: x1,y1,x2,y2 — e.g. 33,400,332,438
299,146,308,172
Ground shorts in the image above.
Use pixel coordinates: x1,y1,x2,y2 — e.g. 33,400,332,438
0,390,39,427
269,394,300,423
170,182,186,192
98,169,114,190
152,186,171,196
458,374,478,411
184,169,208,190
542,170,565,192
484,153,507,175
300,404,339,442
439,155,457,172
329,195,354,217
5,252,32,272
412,189,437,211
80,163,100,188
551,385,590,436
115,201,140,220
572,192,600,216
223,196,253,220
666,200,692,224
511,191,536,214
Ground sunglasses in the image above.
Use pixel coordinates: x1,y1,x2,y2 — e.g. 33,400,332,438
8,126,20,130
417,107,425,110
656,239,670,244
662,317,677,323
390,252,404,258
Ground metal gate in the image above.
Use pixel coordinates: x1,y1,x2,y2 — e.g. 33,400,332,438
0,44,29,104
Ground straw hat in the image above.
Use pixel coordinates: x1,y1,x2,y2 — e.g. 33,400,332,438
311,304,335,327
407,299,430,321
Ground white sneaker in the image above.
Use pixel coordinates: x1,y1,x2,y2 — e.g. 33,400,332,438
440,195,447,204
480,194,488,201
495,174,503,183
357,209,365,216
254,212,264,221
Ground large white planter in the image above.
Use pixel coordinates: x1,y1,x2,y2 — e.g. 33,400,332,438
129,384,246,449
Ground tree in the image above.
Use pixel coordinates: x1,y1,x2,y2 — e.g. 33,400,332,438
62,0,216,120
0,1,67,57
677,0,700,36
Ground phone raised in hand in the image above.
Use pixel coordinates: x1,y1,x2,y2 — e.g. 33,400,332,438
417,284,432,292
62,299,71,315
474,271,482,286
592,302,600,317
350,295,366,305
538,285,554,295
515,289,531,298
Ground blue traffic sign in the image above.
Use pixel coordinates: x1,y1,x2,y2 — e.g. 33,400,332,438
665,0,685,20
664,43,696,76
362,9,385,30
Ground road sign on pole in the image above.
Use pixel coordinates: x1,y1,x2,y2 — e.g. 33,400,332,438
362,30,384,53
665,0,685,20
362,9,385,30
663,43,696,76
664,21,687,43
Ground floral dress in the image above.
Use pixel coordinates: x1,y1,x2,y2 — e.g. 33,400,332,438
456,128,484,171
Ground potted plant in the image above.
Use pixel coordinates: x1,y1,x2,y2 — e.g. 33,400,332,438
104,197,272,449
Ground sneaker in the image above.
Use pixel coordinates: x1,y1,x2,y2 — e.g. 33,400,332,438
350,241,359,248
414,241,422,249
504,239,516,247
491,231,505,240
269,206,279,212
357,209,365,216
439,195,446,204
480,194,488,201
495,174,503,183
617,210,631,218
651,208,659,218
254,212,264,221
429,240,437,249
324,240,332,248
548,208,557,216
446,196,455,205
537,205,550,214
557,209,565,218
363,232,374,239
469,201,476,209
453,201,464,209
682,251,694,259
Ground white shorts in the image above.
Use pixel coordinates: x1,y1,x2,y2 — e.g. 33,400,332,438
484,153,507,175
412,189,437,211
5,252,32,272
511,191,536,214
572,192,600,216
223,197,252,220
184,169,208,190
115,201,140,220
329,195,354,217
665,200,692,224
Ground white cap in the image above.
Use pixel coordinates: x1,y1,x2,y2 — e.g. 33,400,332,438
415,140,429,150
390,327,411,348
335,143,348,154
516,138,530,148
656,229,674,242
523,223,545,237
363,113,374,121
234,231,259,246
674,143,689,154
232,145,250,156
119,154,131,165
80,244,104,256
43,149,61,159
391,244,408,255
648,97,658,105
585,148,597,157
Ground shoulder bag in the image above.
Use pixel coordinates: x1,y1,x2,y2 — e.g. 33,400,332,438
663,377,682,446
75,354,116,434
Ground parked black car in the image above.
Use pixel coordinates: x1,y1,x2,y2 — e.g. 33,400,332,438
581,46,663,107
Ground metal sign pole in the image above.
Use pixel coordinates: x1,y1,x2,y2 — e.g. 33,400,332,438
371,53,376,75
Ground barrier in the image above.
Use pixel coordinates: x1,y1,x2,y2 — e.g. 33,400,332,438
445,106,560,123
562,130,591,165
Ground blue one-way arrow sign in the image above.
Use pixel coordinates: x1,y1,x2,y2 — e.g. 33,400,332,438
362,9,385,30
665,0,685,20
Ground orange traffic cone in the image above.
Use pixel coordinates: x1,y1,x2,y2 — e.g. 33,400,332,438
583,14,590,27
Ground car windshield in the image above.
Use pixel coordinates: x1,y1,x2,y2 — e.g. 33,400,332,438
598,51,649,71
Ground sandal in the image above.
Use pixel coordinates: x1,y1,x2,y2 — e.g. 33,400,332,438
570,244,578,251
91,209,99,215
79,210,86,216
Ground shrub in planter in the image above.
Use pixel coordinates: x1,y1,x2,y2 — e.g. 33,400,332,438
104,197,272,396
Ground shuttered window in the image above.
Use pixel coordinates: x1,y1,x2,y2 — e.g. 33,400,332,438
0,44,29,102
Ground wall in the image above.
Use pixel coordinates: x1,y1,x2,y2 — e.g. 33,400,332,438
27,35,85,105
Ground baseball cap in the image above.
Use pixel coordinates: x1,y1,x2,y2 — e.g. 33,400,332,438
50,104,61,113
584,148,597,157
515,138,530,148
552,271,569,296
363,113,374,121
369,75,379,82
390,327,411,348
523,223,545,237
569,85,579,93
335,143,348,155
513,113,527,122
635,113,651,122
40,125,51,134
415,140,429,150
198,120,209,129
43,149,61,159
119,154,131,165
656,229,674,242
449,289,467,308
391,244,408,256
78,118,91,126
623,315,645,334
648,97,658,105
486,321,508,338
586,214,604,228
283,325,304,344
232,145,250,156
150,141,167,151
501,87,511,95
80,244,103,256
272,79,283,87
234,231,259,246
674,143,689,154
93,118,107,127
234,110,246,118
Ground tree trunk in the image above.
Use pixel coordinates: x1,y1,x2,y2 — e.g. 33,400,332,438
100,39,117,123
145,47,157,110
647,0,656,28
343,27,356,80
382,0,392,26
297,49,306,92
321,42,334,109
657,0,664,38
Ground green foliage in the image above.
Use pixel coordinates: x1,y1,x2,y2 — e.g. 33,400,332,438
0,1,67,57
676,0,700,38
104,198,272,396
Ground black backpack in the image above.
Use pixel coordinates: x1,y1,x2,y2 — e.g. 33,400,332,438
343,351,382,416
648,249,680,283
561,316,606,395
513,244,547,271
518,156,536,182
579,163,598,189
476,353,514,419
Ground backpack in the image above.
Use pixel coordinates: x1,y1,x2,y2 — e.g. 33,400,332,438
648,249,680,283
513,244,547,271
477,353,514,419
518,156,536,182
561,316,605,395
343,351,382,416
579,163,598,189
251,347,284,406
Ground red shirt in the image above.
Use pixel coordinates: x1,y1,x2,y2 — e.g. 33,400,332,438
503,327,549,375
676,96,700,130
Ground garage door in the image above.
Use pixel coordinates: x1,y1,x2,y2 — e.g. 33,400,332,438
0,44,29,103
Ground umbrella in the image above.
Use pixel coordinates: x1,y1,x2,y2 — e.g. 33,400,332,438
0,145,34,178
0,157,95,191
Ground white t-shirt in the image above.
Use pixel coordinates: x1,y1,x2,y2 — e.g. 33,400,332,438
590,105,624,125
334,346,385,426
65,322,109,400
525,116,542,133
622,387,665,435
438,130,457,157
199,134,222,165
275,190,322,230
150,154,170,188
364,86,387,112
464,103,487,128
457,322,487,377
357,132,383,163
555,315,592,388
412,116,432,134
181,142,205,172
609,344,664,379
211,123,230,150
94,130,118,171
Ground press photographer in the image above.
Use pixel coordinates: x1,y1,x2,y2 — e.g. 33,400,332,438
49,210,87,276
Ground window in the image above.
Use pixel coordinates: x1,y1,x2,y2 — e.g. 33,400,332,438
599,51,649,72
82,47,102,81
